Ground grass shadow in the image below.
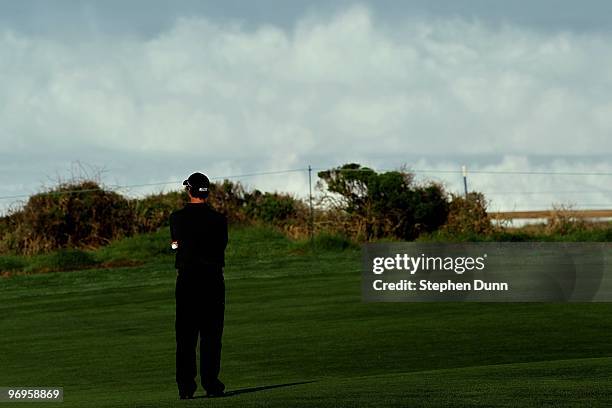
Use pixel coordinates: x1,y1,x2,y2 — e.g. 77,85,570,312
193,381,315,399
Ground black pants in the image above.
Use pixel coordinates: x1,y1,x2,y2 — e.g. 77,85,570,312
175,272,225,395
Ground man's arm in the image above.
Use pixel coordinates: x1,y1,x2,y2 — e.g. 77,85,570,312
170,212,181,246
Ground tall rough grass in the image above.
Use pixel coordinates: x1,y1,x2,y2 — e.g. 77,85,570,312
0,181,133,254
0,179,307,255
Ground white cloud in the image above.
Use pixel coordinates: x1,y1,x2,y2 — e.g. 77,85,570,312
1,6,612,212
407,156,612,213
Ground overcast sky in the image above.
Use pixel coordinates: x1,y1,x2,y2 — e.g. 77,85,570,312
2,0,612,215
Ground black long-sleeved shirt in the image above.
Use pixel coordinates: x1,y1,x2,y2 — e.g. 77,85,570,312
170,203,228,273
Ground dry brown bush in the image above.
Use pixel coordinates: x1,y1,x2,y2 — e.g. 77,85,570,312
442,192,493,236
545,204,588,235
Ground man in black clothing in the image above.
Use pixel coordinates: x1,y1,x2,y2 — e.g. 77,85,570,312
170,172,228,399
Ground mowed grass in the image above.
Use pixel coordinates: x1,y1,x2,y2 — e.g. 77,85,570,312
1,226,612,407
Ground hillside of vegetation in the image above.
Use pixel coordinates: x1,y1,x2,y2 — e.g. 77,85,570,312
1,163,610,261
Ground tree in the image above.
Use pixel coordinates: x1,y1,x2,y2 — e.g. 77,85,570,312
318,163,449,240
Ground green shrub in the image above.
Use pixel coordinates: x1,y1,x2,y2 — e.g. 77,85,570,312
244,191,303,223
317,163,449,241
131,191,187,233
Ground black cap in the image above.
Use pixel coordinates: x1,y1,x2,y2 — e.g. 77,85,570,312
183,172,210,198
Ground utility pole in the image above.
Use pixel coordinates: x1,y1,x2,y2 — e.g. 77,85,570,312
308,165,314,242
462,165,468,198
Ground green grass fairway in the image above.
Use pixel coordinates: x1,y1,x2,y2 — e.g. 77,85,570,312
1,226,612,407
